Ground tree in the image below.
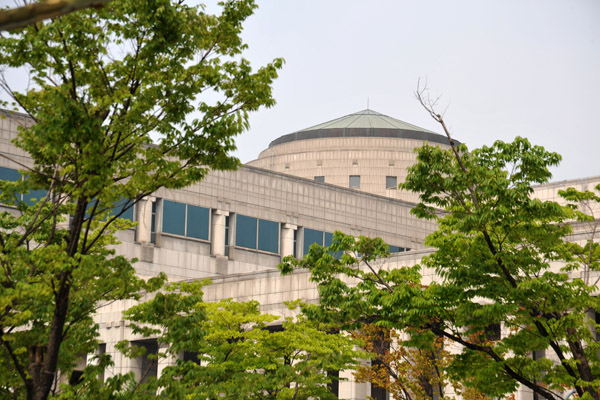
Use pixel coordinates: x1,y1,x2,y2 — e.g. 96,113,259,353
280,101,600,399
61,281,361,400
0,1,282,399
353,324,488,400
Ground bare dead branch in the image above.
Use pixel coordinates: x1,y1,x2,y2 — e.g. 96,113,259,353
0,0,112,31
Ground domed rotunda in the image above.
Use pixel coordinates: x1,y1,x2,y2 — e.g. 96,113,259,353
247,109,458,203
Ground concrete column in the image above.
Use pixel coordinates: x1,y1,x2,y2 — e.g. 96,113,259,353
280,223,297,258
211,210,229,257
136,196,154,243
339,368,369,400
103,324,126,380
157,345,179,379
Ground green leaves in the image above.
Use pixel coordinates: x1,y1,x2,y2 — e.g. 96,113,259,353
121,281,361,400
289,137,600,400
0,1,282,398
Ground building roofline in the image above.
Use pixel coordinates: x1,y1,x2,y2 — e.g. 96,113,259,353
240,164,427,209
267,109,460,148
0,108,34,121
268,126,459,148
533,175,600,189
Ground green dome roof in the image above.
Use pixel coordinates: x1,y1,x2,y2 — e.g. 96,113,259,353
301,109,437,133
268,109,457,148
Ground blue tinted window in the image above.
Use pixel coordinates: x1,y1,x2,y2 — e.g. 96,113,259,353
162,200,186,236
324,231,343,259
236,214,257,249
108,198,134,221
258,219,279,253
0,167,21,202
120,203,134,221
0,167,20,182
386,176,397,189
23,189,48,206
324,232,333,247
303,228,323,256
391,245,406,253
187,205,210,240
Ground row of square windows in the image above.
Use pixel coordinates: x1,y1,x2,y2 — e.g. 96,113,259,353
0,167,409,256
313,175,398,190
0,167,50,205
154,199,410,257
0,167,135,220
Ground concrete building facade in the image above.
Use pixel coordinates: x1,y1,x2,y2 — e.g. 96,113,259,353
1,108,598,399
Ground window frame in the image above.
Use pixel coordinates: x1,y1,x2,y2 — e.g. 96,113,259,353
161,199,211,241
386,176,397,190
234,214,280,254
302,228,341,259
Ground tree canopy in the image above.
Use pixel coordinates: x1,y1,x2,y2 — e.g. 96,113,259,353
113,281,361,400
0,1,282,399
281,134,600,399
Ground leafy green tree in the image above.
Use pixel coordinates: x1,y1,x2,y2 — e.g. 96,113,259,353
281,125,600,398
0,1,282,399
69,281,361,400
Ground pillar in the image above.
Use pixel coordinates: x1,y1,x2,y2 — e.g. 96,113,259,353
211,210,229,257
280,223,297,258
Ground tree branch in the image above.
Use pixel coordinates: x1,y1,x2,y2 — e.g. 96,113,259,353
0,0,112,31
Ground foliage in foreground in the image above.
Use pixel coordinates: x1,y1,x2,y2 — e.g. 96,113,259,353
56,281,361,400
280,138,600,400
353,325,488,400
0,1,282,399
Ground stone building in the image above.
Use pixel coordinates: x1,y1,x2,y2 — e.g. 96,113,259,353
0,108,597,399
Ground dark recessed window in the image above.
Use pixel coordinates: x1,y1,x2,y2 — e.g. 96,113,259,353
224,215,230,257
389,245,406,253
485,323,501,341
151,201,157,243
235,214,279,254
0,166,48,206
314,176,325,183
386,176,397,190
132,339,158,384
303,229,341,259
349,175,360,188
162,200,210,240
235,214,257,249
0,167,20,182
108,198,134,221
162,200,186,236
258,219,279,253
303,228,324,256
186,205,210,240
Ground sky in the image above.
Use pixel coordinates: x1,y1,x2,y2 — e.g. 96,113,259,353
1,1,598,182
222,0,599,182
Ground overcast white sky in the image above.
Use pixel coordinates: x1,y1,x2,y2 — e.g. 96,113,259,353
2,1,598,182
227,0,599,182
